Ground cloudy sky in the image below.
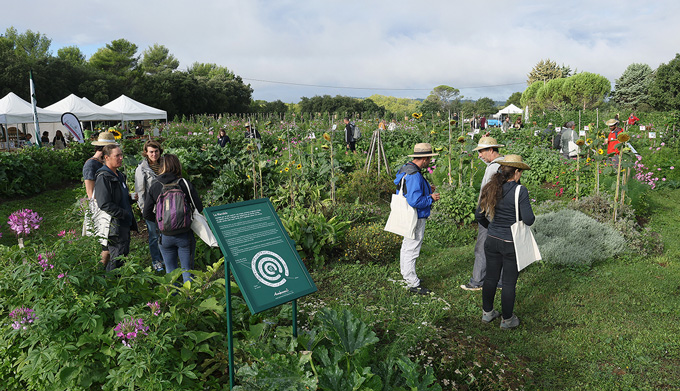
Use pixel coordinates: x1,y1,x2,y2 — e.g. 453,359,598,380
4,0,679,103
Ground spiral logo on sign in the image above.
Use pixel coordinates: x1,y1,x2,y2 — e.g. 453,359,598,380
251,251,289,287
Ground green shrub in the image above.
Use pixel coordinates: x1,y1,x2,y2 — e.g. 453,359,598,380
337,170,395,204
342,222,403,264
329,202,388,226
279,208,348,270
533,209,625,266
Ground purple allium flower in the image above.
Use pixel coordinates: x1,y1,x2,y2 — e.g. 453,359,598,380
113,317,149,347
147,301,161,316
7,209,42,237
9,307,37,330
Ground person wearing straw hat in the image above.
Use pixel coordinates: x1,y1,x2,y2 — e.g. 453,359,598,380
461,136,505,291
475,155,535,329
394,143,441,295
606,118,623,155
83,132,120,266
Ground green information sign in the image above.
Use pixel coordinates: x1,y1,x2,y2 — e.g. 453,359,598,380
204,199,317,314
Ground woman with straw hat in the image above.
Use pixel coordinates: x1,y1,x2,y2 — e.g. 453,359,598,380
475,155,535,329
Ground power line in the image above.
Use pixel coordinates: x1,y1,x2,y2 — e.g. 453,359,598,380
241,77,526,91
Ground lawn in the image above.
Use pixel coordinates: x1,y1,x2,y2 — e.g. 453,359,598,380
305,188,680,390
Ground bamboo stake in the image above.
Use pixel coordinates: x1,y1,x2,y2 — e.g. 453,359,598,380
613,155,622,221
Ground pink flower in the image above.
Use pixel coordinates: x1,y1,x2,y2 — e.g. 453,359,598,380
662,178,666,181
661,142,665,146
58,230,66,237
671,167,675,170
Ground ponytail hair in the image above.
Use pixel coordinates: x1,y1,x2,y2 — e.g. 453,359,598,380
478,165,520,220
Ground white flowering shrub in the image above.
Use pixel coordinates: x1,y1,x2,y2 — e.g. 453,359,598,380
533,209,625,266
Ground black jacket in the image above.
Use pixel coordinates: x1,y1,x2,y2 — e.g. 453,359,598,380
94,166,138,236
142,173,203,223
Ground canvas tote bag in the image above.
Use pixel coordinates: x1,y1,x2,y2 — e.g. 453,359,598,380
384,175,418,239
510,185,541,271
182,179,219,247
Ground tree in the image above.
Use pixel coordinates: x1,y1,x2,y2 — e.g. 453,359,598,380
475,97,496,115
187,62,235,79
648,54,680,110
505,92,522,107
141,44,179,75
57,46,86,66
520,81,543,108
611,63,653,110
562,72,611,110
425,85,462,113
527,59,566,85
3,27,52,64
367,94,420,116
535,78,569,110
89,39,139,76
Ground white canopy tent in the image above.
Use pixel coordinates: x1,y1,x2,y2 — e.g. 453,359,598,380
0,92,62,124
493,104,524,118
44,94,122,122
0,92,62,149
103,95,167,122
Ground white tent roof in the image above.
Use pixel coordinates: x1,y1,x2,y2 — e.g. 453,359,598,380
44,94,122,122
103,95,167,121
495,104,523,115
0,92,63,124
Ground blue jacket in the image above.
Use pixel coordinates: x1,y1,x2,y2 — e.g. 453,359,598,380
394,161,433,219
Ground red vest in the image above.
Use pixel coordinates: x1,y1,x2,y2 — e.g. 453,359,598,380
607,128,622,154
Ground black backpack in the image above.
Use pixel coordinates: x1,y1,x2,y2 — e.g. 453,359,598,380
552,131,562,150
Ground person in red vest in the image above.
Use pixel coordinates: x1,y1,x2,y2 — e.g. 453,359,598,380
606,119,623,165
627,113,639,126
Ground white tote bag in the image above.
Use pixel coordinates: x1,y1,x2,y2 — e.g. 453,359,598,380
384,175,418,240
182,179,219,247
510,185,541,271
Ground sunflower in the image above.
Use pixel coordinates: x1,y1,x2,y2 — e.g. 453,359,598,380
109,129,122,140
296,164,302,169
323,133,331,141
434,147,444,152
412,112,422,119
285,167,289,172
586,138,593,145
246,144,255,151
617,132,630,143
430,130,436,134
457,136,466,144
576,139,585,146
598,149,604,155
450,119,457,125
321,144,330,150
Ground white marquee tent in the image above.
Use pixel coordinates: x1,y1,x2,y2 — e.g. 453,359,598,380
44,94,122,122
493,104,524,118
103,95,167,121
0,92,62,124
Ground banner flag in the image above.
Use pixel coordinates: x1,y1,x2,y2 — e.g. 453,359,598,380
29,70,42,147
61,112,84,143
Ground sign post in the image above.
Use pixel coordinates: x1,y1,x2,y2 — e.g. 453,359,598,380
203,199,317,388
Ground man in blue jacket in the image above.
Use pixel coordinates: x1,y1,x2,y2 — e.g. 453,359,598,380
394,143,441,295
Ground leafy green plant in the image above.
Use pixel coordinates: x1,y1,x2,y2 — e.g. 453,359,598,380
341,222,403,264
279,208,348,270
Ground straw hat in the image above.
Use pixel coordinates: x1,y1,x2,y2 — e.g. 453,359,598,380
408,143,439,157
244,122,251,128
91,131,119,146
472,136,505,151
498,154,531,170
605,119,619,127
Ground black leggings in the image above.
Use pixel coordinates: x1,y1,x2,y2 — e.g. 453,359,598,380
482,236,520,320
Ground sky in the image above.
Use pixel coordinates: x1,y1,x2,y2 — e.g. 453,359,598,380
3,0,680,104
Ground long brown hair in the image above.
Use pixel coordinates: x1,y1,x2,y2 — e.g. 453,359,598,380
160,154,182,177
478,165,520,220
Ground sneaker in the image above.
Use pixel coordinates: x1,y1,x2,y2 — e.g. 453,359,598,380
460,283,482,291
500,314,520,329
409,286,432,295
482,309,501,323
153,261,165,273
